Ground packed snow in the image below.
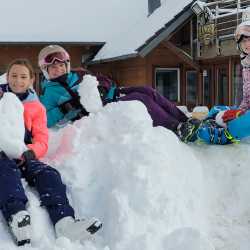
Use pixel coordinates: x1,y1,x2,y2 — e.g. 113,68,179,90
79,75,103,113
0,73,7,85
0,93,27,158
0,83,250,250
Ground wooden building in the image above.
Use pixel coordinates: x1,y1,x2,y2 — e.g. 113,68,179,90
88,0,250,109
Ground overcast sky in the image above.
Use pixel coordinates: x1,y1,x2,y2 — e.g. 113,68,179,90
0,0,147,42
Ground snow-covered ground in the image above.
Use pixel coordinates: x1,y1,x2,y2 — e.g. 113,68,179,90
0,88,250,250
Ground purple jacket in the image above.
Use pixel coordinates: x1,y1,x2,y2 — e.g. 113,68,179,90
240,67,250,110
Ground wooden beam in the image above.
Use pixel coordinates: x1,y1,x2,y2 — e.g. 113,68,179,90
228,57,232,106
162,40,201,71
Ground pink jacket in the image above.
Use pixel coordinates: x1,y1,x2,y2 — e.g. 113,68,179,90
0,84,48,159
23,100,48,159
240,67,250,110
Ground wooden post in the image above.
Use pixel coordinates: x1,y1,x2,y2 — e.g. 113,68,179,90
228,57,232,106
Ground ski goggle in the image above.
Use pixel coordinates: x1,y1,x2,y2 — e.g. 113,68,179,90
43,52,69,65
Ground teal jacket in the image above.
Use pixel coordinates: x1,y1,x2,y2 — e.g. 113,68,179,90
40,71,85,128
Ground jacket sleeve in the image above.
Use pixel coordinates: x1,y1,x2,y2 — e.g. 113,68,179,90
40,90,64,128
240,67,250,110
26,103,49,159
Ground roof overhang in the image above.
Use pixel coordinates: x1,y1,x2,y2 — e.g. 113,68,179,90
137,3,194,57
87,53,138,65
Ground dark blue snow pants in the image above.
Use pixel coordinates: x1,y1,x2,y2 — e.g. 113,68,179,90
0,155,74,225
119,86,188,131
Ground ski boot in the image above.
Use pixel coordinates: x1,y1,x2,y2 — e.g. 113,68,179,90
177,118,201,143
197,119,234,145
8,210,31,246
55,216,102,242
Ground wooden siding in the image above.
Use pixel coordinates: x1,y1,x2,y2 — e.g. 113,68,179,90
89,41,197,106
89,57,148,87
89,42,189,87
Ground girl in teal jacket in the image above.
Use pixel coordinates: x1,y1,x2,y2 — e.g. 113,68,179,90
40,69,89,127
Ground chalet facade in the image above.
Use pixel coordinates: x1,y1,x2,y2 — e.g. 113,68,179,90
89,0,250,109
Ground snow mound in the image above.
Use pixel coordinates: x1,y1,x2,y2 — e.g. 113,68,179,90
0,92,27,158
1,99,250,250
46,101,205,250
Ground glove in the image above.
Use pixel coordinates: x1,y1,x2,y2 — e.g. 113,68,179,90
70,108,89,122
98,86,121,104
222,109,245,122
113,87,121,100
22,150,37,162
17,150,37,171
59,97,82,114
98,85,108,101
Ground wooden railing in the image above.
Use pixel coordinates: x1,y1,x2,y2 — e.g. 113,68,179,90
197,0,250,42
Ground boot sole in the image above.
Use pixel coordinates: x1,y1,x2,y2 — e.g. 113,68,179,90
9,214,31,246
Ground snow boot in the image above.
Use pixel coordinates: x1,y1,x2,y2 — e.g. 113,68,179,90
197,119,233,145
8,210,31,246
177,118,201,143
55,216,102,242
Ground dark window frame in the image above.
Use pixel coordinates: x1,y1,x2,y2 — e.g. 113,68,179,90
154,67,180,103
186,70,198,106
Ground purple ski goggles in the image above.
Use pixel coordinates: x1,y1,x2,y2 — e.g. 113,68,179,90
43,52,70,65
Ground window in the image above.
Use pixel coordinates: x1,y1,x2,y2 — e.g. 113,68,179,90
215,66,228,105
148,0,161,15
186,71,198,106
203,69,212,106
155,68,180,102
232,62,242,106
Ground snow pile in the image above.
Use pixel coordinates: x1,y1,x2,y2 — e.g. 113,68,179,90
79,75,103,113
192,106,209,113
47,101,206,250
0,93,27,158
0,73,7,84
0,96,250,249
193,143,250,250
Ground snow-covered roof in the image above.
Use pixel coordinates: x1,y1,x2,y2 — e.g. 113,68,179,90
93,0,194,62
0,0,193,62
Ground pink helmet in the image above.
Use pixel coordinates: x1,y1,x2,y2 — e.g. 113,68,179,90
38,45,70,79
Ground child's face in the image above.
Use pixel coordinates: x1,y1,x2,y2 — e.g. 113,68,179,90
7,65,33,93
47,62,67,79
241,36,250,54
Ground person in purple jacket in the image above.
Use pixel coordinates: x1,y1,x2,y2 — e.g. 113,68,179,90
235,19,250,110
39,45,200,143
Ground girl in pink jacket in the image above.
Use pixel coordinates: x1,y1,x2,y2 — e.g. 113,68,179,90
0,59,101,246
